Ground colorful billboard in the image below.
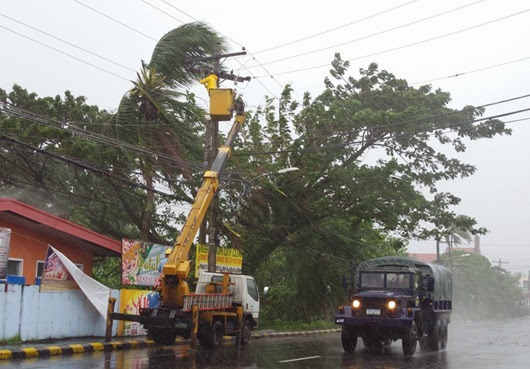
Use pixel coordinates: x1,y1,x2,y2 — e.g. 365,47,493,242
118,289,160,336
195,244,243,277
121,239,169,287
0,227,11,279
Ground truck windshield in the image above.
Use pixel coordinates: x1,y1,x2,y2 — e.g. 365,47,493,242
360,272,412,289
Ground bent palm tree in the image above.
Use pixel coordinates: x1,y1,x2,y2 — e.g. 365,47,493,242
107,22,226,241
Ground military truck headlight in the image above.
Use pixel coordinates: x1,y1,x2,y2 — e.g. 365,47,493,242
352,299,361,308
387,300,397,310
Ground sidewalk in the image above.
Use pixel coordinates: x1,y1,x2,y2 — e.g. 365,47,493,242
0,328,340,360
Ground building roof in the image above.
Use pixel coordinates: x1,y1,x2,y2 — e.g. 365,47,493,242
408,253,438,264
0,198,120,255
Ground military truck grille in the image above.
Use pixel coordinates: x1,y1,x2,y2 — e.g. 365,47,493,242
354,298,399,317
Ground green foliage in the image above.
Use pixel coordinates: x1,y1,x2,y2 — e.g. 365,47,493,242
0,334,22,345
439,251,525,319
222,56,510,322
92,257,122,289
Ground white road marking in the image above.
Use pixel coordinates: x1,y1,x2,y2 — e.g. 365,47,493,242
278,355,322,363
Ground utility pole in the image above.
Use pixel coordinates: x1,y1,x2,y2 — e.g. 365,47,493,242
187,46,250,273
492,258,509,268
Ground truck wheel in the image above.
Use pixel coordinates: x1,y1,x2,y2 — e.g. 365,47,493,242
236,319,252,346
199,321,224,349
424,319,442,351
151,328,177,345
402,321,418,356
440,320,448,350
341,326,357,353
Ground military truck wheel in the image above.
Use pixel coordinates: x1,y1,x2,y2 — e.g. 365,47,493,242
236,319,252,346
424,319,442,351
151,328,177,345
402,321,418,356
440,320,448,350
341,326,357,353
199,321,224,349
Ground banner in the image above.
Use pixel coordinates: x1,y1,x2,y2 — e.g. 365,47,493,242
40,246,110,319
0,227,11,279
118,289,159,336
121,239,169,287
195,244,243,277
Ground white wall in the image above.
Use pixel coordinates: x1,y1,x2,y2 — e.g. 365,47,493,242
0,284,119,341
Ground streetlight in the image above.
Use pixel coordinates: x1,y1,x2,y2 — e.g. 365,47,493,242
248,167,299,183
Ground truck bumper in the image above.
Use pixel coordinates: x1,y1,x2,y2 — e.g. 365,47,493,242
110,310,190,330
335,315,413,329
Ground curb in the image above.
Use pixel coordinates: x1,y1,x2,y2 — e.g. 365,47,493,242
0,328,340,360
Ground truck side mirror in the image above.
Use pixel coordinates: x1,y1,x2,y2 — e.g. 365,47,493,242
341,275,348,290
263,286,270,296
427,277,434,292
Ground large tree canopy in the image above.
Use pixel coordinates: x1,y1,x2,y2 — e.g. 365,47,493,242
220,55,510,321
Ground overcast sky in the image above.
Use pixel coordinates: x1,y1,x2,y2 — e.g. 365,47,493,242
1,0,529,274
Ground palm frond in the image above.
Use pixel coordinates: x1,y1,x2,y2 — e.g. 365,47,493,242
149,22,226,88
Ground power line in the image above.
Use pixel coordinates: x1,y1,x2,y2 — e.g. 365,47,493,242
239,93,530,148
0,12,136,73
249,0,484,68
255,8,530,78
0,103,209,173
142,0,184,23
0,25,130,81
72,0,158,41
234,107,530,156
411,55,530,85
0,133,179,198
251,0,420,55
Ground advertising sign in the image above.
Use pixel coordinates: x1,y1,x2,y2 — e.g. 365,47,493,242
118,289,160,336
121,239,168,287
40,246,79,291
0,227,11,279
195,244,243,277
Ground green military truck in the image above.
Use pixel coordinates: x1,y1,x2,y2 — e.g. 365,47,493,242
335,256,452,356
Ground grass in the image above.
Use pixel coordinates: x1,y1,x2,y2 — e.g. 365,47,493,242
0,334,22,345
258,319,337,332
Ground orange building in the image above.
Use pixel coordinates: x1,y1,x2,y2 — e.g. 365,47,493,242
0,198,120,285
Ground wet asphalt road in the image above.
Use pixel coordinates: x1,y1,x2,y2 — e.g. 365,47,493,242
2,317,529,369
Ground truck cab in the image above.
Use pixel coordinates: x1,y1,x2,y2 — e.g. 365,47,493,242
335,256,452,356
195,272,260,328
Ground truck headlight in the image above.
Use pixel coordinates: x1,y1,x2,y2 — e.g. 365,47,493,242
352,299,361,308
387,300,397,310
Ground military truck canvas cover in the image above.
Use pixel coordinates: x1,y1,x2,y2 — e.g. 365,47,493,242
358,256,452,301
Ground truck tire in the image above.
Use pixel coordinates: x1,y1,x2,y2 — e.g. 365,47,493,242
341,326,357,353
151,328,177,345
199,321,224,349
236,319,252,346
402,321,418,356
440,320,448,350
422,318,442,351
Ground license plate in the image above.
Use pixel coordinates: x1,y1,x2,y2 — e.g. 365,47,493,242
366,309,381,315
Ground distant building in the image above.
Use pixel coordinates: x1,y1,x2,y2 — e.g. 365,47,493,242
0,198,120,285
408,253,438,263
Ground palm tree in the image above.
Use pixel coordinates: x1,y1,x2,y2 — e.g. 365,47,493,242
445,214,474,253
106,22,226,241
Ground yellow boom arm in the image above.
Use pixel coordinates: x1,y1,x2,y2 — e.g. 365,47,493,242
161,107,245,307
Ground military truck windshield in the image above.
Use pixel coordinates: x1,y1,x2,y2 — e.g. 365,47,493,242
360,272,412,289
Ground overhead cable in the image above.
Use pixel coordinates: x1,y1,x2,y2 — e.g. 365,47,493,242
254,8,530,78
